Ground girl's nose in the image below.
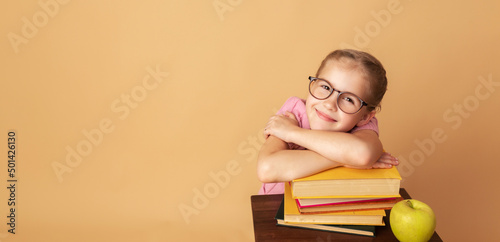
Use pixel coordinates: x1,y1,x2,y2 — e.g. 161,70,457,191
322,93,338,111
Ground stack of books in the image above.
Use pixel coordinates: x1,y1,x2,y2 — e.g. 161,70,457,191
275,166,402,237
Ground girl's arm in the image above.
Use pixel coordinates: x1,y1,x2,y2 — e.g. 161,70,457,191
256,135,342,183
289,128,384,168
264,112,398,169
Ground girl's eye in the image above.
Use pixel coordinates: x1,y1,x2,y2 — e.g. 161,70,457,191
321,85,331,91
344,96,354,104
339,93,360,107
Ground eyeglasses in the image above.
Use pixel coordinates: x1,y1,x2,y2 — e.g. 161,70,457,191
308,76,371,114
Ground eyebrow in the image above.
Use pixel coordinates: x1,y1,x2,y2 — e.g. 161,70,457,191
315,77,348,94
315,76,366,100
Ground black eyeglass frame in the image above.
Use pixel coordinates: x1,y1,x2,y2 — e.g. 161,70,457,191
308,76,372,114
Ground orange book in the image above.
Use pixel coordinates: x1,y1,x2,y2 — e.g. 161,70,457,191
292,166,402,199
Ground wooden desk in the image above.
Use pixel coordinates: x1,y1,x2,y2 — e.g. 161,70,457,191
251,188,443,241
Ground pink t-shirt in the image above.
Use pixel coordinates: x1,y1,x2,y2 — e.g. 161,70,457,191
258,96,379,195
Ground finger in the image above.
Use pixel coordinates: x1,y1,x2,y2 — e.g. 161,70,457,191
377,159,398,166
378,156,397,163
372,162,392,169
263,130,270,139
268,115,279,122
263,126,271,135
380,152,393,159
378,152,399,165
263,124,271,135
284,111,297,120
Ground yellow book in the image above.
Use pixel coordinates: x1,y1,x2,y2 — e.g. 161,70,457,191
292,166,402,199
284,182,386,226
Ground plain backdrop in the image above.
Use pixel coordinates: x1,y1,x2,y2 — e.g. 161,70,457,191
1,1,500,241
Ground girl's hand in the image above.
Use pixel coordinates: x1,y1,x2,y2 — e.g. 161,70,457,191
264,111,300,142
344,152,399,169
372,152,399,168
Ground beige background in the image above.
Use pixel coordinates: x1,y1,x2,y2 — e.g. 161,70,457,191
1,0,499,241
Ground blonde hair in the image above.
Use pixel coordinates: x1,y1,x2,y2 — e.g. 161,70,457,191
316,49,388,112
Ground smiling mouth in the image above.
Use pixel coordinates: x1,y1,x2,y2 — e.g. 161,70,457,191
315,109,337,122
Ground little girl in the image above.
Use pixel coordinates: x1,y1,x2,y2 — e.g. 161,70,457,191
257,49,399,195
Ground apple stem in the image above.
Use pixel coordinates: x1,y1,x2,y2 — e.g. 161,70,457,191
406,200,413,209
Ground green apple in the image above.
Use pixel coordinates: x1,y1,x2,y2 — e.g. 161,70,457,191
390,199,436,242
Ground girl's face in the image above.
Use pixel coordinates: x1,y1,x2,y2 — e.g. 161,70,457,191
306,61,374,132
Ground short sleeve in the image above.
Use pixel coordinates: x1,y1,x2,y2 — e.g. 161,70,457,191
275,96,310,130
273,97,309,150
350,117,379,136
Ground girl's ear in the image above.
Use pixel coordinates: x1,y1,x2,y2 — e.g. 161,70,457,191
356,110,376,127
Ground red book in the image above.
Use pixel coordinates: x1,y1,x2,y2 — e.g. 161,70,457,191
297,196,404,214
